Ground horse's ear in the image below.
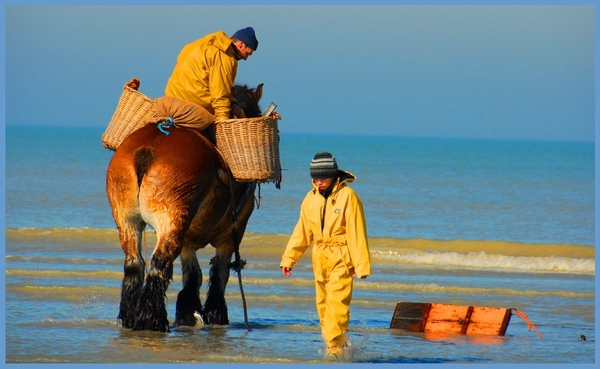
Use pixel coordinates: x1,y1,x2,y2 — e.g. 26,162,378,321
253,83,264,103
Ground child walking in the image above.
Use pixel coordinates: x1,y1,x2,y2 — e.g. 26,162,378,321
280,151,371,358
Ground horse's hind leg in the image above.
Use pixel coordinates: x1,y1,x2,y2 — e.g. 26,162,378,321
132,230,182,332
116,219,146,328
175,245,204,326
107,163,146,329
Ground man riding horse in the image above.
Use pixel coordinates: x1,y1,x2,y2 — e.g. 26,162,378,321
106,27,265,332
165,27,259,121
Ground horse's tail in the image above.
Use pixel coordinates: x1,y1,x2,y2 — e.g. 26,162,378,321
133,147,156,187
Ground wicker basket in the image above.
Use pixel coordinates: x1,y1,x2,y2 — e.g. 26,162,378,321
214,116,282,183
102,84,159,150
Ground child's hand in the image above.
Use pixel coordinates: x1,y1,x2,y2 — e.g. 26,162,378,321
281,266,292,277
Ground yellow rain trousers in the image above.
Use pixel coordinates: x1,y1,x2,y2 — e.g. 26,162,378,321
281,171,371,349
164,31,238,121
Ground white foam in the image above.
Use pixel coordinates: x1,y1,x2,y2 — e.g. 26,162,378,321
373,250,595,275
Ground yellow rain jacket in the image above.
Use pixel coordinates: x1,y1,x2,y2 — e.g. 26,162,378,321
164,31,238,121
281,171,371,348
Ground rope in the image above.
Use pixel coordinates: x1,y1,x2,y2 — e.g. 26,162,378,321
255,183,262,209
229,182,256,332
512,309,543,338
231,225,251,331
232,249,251,331
157,117,174,135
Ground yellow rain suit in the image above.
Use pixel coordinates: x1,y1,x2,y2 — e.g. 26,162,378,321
164,31,238,121
280,171,371,350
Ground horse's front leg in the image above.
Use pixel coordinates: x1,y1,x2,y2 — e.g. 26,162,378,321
202,184,255,325
133,233,180,332
175,245,204,326
203,244,233,325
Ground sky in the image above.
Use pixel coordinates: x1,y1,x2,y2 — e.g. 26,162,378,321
3,2,596,142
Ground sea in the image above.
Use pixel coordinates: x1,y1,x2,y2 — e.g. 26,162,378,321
3,124,596,367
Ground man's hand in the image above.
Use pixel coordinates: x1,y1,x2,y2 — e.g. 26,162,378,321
281,266,292,277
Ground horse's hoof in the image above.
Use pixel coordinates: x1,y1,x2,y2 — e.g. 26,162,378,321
203,310,229,325
194,311,205,326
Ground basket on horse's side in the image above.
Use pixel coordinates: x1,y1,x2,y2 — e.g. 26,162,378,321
102,84,159,150
214,116,282,183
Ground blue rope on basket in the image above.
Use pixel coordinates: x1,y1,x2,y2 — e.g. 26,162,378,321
157,117,174,135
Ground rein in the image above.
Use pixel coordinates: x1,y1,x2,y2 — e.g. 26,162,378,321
230,182,256,332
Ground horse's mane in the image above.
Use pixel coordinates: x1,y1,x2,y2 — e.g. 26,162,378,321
233,84,261,118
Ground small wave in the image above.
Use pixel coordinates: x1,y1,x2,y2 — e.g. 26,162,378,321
350,281,594,299
6,228,594,276
372,250,595,275
6,268,122,279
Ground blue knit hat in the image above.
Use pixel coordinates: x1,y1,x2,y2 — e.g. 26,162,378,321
233,27,258,50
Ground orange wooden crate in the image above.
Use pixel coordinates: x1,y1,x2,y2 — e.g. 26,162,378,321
390,302,512,336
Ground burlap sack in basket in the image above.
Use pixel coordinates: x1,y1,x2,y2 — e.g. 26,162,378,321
214,116,282,183
154,96,215,129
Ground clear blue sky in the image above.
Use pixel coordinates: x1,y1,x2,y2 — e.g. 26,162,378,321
4,3,596,141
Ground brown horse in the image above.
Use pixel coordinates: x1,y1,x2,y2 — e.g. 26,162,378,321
106,84,264,332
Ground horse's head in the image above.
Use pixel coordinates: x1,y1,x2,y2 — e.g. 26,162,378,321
232,83,264,118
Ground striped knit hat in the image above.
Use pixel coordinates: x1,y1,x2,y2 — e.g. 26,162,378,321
310,152,339,179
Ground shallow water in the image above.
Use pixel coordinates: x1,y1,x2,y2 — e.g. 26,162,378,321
4,126,595,365
4,228,595,364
